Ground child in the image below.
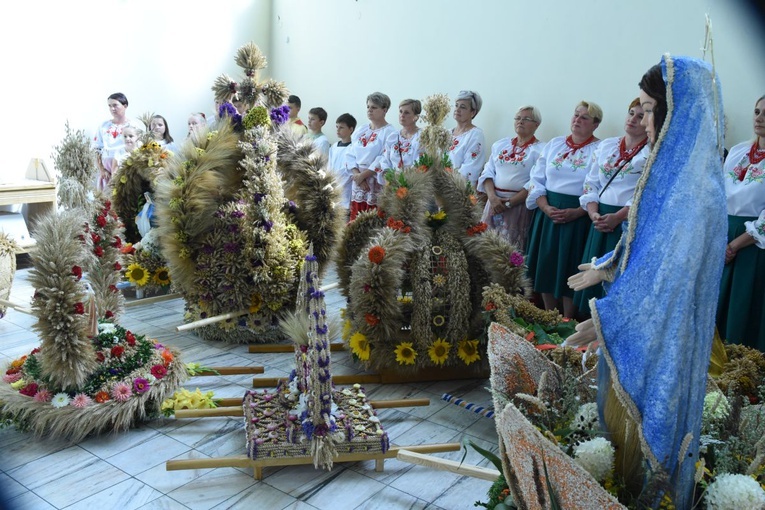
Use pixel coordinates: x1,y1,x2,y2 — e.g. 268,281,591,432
307,107,330,157
329,113,356,215
287,94,308,136
115,125,142,167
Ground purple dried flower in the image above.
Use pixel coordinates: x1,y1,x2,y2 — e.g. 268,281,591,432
224,242,239,253
305,254,318,262
262,220,273,232
509,251,524,267
288,200,297,213
316,324,329,335
218,101,238,119
231,210,245,218
270,105,290,125
214,210,225,218
253,193,265,204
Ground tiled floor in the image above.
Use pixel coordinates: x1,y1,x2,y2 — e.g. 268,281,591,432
0,261,497,509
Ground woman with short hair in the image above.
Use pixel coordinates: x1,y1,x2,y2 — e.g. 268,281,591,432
478,105,544,251
525,100,603,318
447,90,485,189
375,98,424,177
346,92,397,220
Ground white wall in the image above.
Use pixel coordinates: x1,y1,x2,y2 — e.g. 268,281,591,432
0,0,271,178
1,0,763,181
269,0,765,150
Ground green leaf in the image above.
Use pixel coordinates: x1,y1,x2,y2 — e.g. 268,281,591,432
461,437,504,473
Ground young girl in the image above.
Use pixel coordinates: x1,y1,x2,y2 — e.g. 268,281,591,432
150,114,177,153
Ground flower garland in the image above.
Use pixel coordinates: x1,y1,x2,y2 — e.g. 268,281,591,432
1,323,185,442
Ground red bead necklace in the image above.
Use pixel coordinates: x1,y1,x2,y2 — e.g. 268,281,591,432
561,135,596,160
613,136,648,169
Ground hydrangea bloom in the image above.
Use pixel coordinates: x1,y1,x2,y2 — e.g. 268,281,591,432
705,473,765,510
573,437,614,482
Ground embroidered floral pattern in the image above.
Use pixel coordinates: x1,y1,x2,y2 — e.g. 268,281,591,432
359,132,378,148
744,165,764,185
449,138,459,151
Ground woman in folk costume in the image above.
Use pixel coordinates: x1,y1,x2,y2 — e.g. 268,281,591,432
716,94,765,351
567,55,726,509
573,98,650,312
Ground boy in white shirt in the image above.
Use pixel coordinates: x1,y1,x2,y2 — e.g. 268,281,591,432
328,113,356,217
307,107,330,157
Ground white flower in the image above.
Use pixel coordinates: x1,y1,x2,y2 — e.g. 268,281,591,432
97,323,116,334
51,393,71,408
573,437,614,482
702,392,730,423
571,402,599,431
705,473,765,510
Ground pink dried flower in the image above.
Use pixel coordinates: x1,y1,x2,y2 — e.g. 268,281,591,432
3,372,22,383
71,393,93,408
34,389,52,402
111,382,132,402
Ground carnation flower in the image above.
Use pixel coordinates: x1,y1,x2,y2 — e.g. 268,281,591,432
111,345,124,358
98,323,116,334
51,393,71,408
111,382,132,402
33,389,52,402
509,251,524,267
3,372,22,383
705,473,765,510
573,437,614,482
71,393,93,408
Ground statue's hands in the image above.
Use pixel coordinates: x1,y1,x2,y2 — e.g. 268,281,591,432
567,263,606,291
562,318,597,348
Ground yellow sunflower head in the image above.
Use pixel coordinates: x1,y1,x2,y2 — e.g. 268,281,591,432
342,319,353,342
249,294,263,314
152,267,171,286
349,332,371,361
126,263,150,286
428,338,451,366
394,342,417,365
457,339,481,365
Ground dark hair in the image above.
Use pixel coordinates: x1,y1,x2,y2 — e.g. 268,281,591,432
288,95,301,107
639,64,667,136
336,113,357,130
309,107,328,123
151,114,174,143
108,92,128,107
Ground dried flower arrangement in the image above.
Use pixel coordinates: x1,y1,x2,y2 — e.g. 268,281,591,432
154,43,341,343
51,122,98,210
338,94,530,373
0,200,185,441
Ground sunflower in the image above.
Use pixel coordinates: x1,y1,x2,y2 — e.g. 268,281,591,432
342,319,353,342
249,294,263,314
428,338,451,366
394,342,417,365
457,339,481,365
126,263,150,286
349,332,371,361
152,267,171,286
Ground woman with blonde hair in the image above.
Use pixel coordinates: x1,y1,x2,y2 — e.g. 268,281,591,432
448,90,485,189
478,105,544,251
525,100,602,318
375,98,424,178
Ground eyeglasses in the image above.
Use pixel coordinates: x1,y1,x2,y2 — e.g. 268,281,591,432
514,116,537,123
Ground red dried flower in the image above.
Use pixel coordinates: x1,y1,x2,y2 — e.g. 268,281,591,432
104,200,111,211
485,302,497,311
125,331,136,346
94,391,110,403
368,246,386,264
113,236,122,248
91,233,101,244
74,302,85,314
109,285,118,293
31,348,40,355
111,345,124,358
20,383,39,397
150,364,167,379
365,313,380,326
96,215,107,227
96,351,105,362
72,265,82,280
94,246,104,257
114,262,122,271
104,310,114,319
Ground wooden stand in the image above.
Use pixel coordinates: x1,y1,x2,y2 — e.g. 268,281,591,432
166,396,459,480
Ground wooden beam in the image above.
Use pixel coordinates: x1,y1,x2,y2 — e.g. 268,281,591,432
125,292,181,308
0,298,32,315
248,342,346,353
174,397,431,419
191,366,264,376
396,449,501,481
252,373,381,388
165,442,462,479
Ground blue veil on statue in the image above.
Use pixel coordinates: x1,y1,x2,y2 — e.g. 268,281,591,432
588,55,726,508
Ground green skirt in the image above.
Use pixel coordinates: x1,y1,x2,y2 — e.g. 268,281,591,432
716,215,765,351
526,191,592,299
573,203,624,311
